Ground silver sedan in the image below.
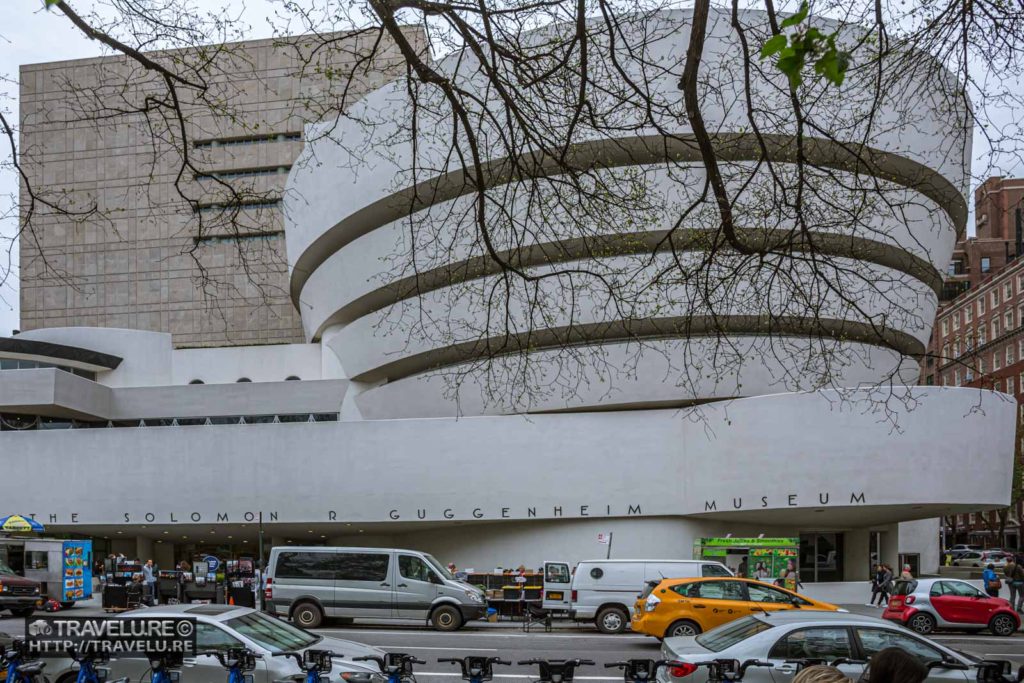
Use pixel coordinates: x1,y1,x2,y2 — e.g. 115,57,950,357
658,611,980,683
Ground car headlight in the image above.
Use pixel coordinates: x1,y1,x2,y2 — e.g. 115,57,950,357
465,590,484,603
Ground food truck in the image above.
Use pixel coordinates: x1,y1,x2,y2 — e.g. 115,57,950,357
693,537,800,589
0,536,93,605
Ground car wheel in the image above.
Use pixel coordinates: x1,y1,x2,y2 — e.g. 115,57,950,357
292,601,324,629
10,608,34,618
908,612,936,635
990,613,1018,637
431,604,463,631
666,620,702,638
596,606,629,634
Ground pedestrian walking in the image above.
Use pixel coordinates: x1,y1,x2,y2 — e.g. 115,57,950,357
142,559,158,606
867,564,884,607
983,563,1002,597
877,564,894,606
1006,557,1024,611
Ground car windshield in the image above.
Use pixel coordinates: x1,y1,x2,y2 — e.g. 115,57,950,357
0,561,16,575
224,611,320,653
423,554,453,581
695,616,775,652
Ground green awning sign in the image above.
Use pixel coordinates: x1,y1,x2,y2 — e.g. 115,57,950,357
699,537,798,547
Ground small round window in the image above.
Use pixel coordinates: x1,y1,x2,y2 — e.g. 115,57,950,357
590,567,604,580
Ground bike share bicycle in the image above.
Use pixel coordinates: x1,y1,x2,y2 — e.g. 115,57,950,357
1,640,47,683
354,653,425,683
439,655,510,683
200,648,257,683
519,658,594,683
146,652,184,683
68,647,129,683
273,649,337,683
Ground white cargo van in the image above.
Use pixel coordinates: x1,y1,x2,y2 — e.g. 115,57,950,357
540,558,732,633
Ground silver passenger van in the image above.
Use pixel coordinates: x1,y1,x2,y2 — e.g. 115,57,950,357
265,546,487,631
541,558,733,633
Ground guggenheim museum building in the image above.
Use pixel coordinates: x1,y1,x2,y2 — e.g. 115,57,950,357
1,8,1014,584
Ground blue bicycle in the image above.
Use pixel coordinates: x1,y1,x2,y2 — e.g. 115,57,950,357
202,648,256,683
146,652,184,683
1,640,48,683
438,656,510,683
352,653,424,683
272,649,336,683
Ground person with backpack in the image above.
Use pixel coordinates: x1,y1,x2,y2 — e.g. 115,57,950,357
983,563,1002,597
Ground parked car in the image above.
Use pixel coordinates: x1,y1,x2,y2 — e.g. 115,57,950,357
951,551,1008,568
631,577,840,639
948,544,982,553
35,604,385,683
657,611,981,683
541,559,733,634
0,559,40,617
883,578,1019,636
265,546,486,631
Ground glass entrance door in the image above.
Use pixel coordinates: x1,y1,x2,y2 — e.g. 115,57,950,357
799,533,845,582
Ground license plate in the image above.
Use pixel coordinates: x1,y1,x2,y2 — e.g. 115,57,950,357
547,591,564,600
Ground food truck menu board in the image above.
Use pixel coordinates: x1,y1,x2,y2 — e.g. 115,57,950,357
61,540,92,601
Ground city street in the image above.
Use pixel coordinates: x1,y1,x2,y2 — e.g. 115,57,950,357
6,611,1024,681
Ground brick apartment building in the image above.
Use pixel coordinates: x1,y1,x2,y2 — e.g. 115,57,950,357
924,176,1024,548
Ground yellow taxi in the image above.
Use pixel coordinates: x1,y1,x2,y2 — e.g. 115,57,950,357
630,576,840,639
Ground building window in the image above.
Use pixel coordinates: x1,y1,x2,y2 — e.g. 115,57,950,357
1007,311,1015,329
965,306,973,323
941,344,949,360
979,298,986,315
189,379,204,385
1018,274,1024,294
980,357,987,373
953,313,960,330
955,369,962,385
926,374,934,385
1008,345,1016,365
993,319,1001,339
983,257,993,274
979,326,987,345
996,380,1003,392
1019,339,1024,359
995,352,1002,371
1006,282,1013,300
941,319,949,336
953,337,960,356
992,289,1000,308
1009,377,1016,395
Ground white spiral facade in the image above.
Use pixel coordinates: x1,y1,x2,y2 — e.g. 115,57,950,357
286,8,968,418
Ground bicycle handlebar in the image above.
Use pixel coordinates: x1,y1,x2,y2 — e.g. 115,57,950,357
517,660,596,666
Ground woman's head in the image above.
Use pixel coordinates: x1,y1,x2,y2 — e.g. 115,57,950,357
988,563,996,570
861,647,928,683
794,666,851,683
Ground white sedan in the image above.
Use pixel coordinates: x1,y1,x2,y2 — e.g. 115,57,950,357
37,605,385,683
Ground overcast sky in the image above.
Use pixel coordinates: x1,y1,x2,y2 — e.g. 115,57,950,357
0,1,1020,338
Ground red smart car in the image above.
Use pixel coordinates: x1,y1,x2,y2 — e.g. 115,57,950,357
883,577,1020,636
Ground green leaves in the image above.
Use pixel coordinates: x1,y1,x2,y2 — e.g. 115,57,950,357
44,0,61,7
759,2,851,89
